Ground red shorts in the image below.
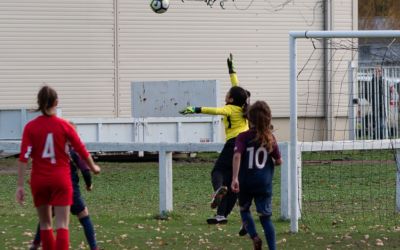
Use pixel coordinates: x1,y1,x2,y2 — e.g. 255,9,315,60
30,173,73,207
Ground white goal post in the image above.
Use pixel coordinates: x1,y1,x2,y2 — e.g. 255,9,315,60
289,30,400,233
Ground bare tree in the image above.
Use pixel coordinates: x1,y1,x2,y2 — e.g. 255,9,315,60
359,0,400,30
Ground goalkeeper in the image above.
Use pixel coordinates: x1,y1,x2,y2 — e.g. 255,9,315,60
180,54,250,225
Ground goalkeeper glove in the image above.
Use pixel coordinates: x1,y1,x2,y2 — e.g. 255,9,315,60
227,53,239,86
179,106,201,115
227,53,236,74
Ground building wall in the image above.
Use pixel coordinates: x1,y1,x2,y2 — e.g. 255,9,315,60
117,0,324,119
0,0,116,117
331,0,358,140
0,0,356,141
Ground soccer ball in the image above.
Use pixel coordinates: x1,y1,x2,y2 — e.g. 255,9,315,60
150,0,169,14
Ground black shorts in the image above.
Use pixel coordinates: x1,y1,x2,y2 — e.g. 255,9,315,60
213,137,236,171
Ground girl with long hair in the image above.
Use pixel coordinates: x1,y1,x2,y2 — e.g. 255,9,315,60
231,100,282,250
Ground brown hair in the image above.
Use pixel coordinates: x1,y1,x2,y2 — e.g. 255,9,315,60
36,86,58,116
247,100,274,152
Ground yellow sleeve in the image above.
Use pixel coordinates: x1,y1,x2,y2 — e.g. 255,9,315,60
230,73,239,86
200,106,232,116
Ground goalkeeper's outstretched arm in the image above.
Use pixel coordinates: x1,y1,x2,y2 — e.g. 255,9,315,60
179,106,231,116
227,53,239,86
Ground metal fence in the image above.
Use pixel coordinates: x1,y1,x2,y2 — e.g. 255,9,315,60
355,66,400,140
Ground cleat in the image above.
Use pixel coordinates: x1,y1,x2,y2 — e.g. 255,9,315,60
238,225,247,236
207,215,228,225
29,243,40,250
210,186,228,209
252,235,262,250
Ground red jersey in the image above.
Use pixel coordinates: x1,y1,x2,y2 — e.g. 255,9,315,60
19,115,90,177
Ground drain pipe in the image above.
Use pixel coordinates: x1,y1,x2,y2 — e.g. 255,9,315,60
324,0,333,140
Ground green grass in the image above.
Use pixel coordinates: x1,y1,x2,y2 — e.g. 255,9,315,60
1,155,400,249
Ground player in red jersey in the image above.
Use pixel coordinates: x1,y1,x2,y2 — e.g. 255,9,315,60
15,86,101,250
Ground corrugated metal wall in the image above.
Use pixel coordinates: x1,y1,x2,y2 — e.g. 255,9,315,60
117,0,324,118
331,0,357,117
0,0,116,117
0,0,356,122
331,0,357,140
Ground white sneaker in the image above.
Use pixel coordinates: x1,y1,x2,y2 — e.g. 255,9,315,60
207,215,228,224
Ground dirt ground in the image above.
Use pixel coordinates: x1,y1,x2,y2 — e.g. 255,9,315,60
0,156,20,174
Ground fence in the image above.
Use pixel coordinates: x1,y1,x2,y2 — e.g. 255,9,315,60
354,66,400,139
0,141,291,218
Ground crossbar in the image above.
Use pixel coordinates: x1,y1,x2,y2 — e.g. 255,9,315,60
290,30,400,39
301,139,400,152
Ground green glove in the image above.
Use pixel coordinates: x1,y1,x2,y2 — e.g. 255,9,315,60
227,53,236,74
227,53,239,86
179,106,196,115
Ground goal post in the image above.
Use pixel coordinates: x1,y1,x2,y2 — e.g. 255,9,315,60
289,30,400,233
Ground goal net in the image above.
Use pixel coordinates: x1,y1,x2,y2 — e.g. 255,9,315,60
290,31,400,233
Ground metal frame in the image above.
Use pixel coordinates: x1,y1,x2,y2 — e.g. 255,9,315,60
289,30,400,233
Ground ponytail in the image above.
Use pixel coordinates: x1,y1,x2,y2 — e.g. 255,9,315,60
241,89,251,118
36,85,58,116
228,86,251,118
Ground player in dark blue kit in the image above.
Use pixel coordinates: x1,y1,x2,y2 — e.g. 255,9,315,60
231,101,282,250
29,147,99,250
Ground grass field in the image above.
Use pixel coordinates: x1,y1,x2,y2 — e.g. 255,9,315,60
1,153,400,249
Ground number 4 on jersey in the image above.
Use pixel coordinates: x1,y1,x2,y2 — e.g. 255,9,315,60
42,133,56,164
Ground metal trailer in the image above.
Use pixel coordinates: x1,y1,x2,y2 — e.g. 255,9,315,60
0,80,222,144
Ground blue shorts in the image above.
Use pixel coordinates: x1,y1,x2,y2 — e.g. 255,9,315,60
238,190,272,216
70,182,86,215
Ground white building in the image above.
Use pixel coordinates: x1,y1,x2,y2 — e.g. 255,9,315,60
0,0,356,141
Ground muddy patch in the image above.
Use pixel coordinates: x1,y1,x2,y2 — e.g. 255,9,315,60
0,156,19,174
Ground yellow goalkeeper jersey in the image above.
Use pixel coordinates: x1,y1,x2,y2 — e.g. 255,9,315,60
201,105,248,141
230,72,239,86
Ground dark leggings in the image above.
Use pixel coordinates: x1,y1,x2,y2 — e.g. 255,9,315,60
211,138,237,217
211,169,237,217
